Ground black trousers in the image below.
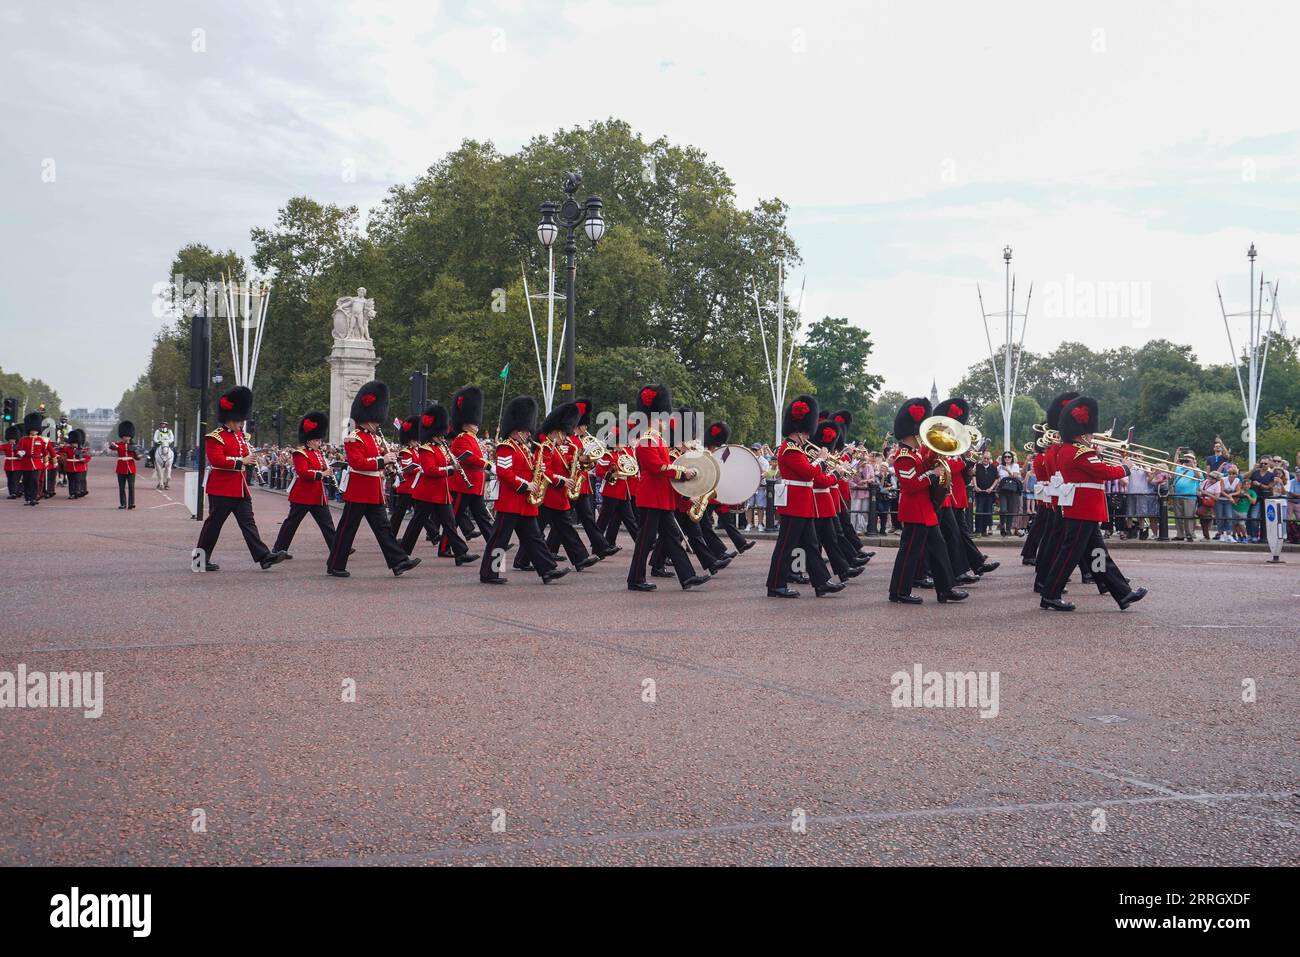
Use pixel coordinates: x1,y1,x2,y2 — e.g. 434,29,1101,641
401,500,467,556
838,506,864,551
196,493,272,563
1042,518,1131,604
1034,509,1090,590
328,501,409,572
889,522,954,598
697,511,732,561
940,506,985,576
1022,502,1048,558
766,514,831,590
712,505,749,550
571,493,613,553
455,492,495,538
22,471,41,503
117,473,135,508
538,505,590,565
630,507,698,585
652,509,717,571
598,496,639,544
388,492,413,535
815,515,854,578
44,468,56,496
273,502,337,553
481,512,556,581
6,471,20,496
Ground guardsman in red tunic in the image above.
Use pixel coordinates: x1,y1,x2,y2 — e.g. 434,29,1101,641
650,408,730,577
398,404,475,563
825,410,869,559
1040,397,1147,612
388,415,421,535
326,380,420,578
595,422,640,545
811,420,864,584
701,420,750,556
932,398,999,584
272,412,338,556
627,384,710,592
62,429,85,498
193,387,285,572
108,419,141,509
886,398,967,604
478,396,565,585
3,425,20,498
565,398,618,557
531,401,599,571
15,413,48,506
447,386,494,543
1033,391,1097,594
764,399,842,598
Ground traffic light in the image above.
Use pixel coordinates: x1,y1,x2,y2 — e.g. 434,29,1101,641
270,411,281,430
1,396,15,424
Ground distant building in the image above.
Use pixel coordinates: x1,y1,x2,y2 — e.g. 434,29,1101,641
69,407,117,448
930,380,939,407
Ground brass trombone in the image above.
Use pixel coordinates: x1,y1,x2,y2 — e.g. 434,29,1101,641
1089,432,1208,481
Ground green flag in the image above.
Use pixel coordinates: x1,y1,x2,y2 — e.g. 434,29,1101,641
500,362,509,380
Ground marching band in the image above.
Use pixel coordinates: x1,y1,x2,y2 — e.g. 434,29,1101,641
9,378,1149,612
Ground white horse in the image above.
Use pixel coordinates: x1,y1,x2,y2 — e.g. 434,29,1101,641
154,444,175,490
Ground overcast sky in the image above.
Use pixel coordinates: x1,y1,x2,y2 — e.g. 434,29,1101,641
2,0,1297,410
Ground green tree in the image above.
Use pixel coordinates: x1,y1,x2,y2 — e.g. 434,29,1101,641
1155,392,1244,459
1257,409,1300,461
979,394,1046,455
800,315,883,438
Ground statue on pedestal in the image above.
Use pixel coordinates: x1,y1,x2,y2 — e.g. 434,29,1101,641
328,288,380,445
332,288,375,342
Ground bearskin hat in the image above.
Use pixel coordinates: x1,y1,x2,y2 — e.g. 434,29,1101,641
298,411,327,444
1046,391,1080,431
350,380,389,426
450,386,483,430
574,397,593,427
893,397,931,441
1058,396,1099,442
398,415,420,444
781,394,819,437
636,383,673,417
417,404,449,442
936,398,969,424
67,428,86,446
704,421,731,447
4,425,19,441
216,385,252,424
116,419,136,439
23,412,44,434
814,419,842,450
540,401,581,436
830,409,853,431
500,396,538,437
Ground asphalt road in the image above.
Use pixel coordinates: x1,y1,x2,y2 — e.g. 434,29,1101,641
1,471,1296,865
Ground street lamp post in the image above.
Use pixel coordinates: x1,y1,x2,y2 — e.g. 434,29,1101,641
536,171,605,400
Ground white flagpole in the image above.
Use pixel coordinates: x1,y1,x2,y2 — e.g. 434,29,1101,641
545,246,556,414
521,265,547,403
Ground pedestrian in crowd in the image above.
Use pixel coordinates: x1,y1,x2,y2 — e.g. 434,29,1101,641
850,452,876,532
996,451,1022,536
972,450,997,535
1170,451,1201,541
1245,457,1274,542
1233,478,1256,542
1121,456,1156,539
1205,437,1231,475
1217,464,1242,541
746,443,772,531
1287,466,1300,544
1022,463,1038,532
1196,470,1223,541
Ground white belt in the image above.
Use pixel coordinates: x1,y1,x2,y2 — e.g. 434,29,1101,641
1056,481,1104,507
782,479,814,488
348,468,383,478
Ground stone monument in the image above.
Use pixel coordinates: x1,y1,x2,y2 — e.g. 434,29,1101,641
327,288,379,445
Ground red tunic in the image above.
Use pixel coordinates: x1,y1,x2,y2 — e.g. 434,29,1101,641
633,433,678,510
943,456,970,509
108,439,137,476
776,442,838,519
412,443,454,505
342,430,389,505
541,440,574,511
449,431,487,495
1058,443,1126,522
894,447,939,526
395,446,419,495
1,440,14,473
494,439,539,516
203,429,249,497
288,447,330,506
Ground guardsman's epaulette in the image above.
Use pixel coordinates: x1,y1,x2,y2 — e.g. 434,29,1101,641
343,429,361,443
205,428,223,441
895,448,919,462
1073,443,1094,459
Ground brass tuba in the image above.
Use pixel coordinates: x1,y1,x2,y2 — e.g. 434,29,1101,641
917,415,971,506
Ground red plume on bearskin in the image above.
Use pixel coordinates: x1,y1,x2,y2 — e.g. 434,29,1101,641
216,386,252,424
636,383,673,416
1058,396,1099,442
781,394,819,437
417,404,448,442
909,404,925,421
893,397,932,441
1045,391,1080,430
350,380,389,425
298,411,327,443
705,421,731,447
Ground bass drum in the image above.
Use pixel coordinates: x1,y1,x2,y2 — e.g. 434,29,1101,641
710,444,763,506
